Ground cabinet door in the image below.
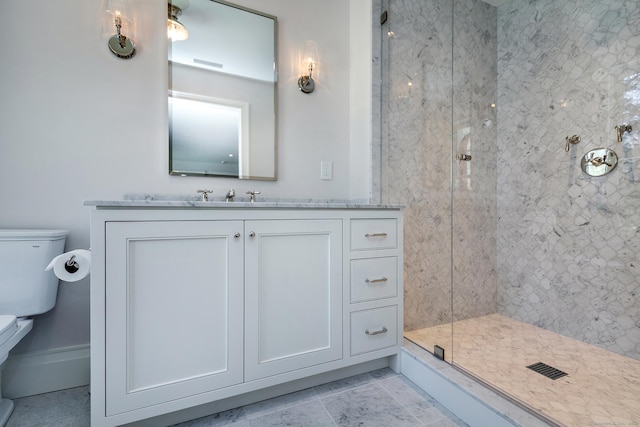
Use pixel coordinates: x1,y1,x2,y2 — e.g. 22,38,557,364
245,219,343,381
105,221,244,415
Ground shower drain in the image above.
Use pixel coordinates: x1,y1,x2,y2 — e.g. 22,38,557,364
526,362,568,380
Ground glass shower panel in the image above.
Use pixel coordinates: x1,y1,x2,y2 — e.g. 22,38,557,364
378,0,454,361
450,0,498,366
378,0,640,424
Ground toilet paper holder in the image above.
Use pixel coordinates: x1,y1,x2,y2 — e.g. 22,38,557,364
65,255,80,273
46,248,91,282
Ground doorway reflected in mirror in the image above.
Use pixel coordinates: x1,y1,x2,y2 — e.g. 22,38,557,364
168,0,277,180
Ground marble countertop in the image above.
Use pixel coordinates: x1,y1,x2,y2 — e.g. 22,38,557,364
84,194,404,210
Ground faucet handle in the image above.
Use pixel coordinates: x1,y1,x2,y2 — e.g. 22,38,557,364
197,189,213,201
246,191,261,202
615,124,632,142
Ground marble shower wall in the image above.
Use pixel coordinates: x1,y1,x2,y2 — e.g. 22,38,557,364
496,0,640,359
378,0,498,331
451,0,498,324
378,0,639,359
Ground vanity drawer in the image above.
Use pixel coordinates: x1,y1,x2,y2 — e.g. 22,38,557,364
350,306,398,356
350,257,398,303
350,219,397,251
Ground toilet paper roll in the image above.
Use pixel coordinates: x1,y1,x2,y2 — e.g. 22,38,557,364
45,249,91,282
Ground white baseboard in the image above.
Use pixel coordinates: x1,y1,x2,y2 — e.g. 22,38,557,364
2,344,90,398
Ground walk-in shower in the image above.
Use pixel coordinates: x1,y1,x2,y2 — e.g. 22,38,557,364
375,0,640,425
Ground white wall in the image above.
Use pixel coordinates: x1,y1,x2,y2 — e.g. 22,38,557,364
0,0,371,354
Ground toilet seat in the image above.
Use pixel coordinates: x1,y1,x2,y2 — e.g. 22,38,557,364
0,316,18,348
0,317,32,367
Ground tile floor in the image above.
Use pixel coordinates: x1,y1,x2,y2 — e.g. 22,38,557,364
6,368,468,427
405,313,640,427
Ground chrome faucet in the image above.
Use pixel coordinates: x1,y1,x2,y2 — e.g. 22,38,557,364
225,189,235,202
246,191,261,202
197,189,212,201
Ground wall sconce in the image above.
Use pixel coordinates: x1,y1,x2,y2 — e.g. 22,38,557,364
298,41,319,94
168,3,189,41
104,0,136,59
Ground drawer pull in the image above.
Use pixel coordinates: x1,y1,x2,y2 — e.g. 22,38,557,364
365,232,388,238
365,326,388,336
365,277,388,284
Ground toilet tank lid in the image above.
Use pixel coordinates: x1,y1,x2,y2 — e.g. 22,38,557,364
0,229,69,240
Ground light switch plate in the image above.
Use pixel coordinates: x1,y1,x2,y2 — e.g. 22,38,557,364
320,161,333,180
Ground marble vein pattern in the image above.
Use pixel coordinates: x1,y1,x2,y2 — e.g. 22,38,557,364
378,0,498,331
496,0,640,359
6,369,468,427
377,0,640,360
84,194,402,210
380,0,454,332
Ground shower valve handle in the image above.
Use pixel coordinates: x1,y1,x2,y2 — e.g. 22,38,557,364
615,124,632,142
565,135,581,151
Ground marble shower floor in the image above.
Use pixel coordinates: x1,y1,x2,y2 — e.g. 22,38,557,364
5,368,467,427
405,313,640,427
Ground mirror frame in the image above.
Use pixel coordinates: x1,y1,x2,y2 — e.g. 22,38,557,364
168,0,278,180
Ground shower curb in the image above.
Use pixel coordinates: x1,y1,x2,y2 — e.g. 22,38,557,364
401,340,554,427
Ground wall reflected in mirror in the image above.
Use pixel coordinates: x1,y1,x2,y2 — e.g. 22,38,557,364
169,0,277,180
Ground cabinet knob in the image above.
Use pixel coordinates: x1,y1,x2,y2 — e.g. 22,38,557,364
234,232,241,238
249,231,256,237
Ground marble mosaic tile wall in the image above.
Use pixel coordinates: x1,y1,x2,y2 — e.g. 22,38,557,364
496,0,640,359
378,0,639,360
379,0,453,330
451,0,498,325
378,0,498,330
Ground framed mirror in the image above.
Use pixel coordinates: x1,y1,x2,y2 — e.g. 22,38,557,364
169,0,277,180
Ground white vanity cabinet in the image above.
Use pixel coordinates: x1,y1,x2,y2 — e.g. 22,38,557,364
348,218,401,356
104,220,245,415
87,204,402,427
244,219,343,381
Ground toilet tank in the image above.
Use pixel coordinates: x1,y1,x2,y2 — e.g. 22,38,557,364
0,229,68,317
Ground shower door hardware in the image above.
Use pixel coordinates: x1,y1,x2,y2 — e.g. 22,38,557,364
456,153,472,161
380,10,388,25
434,345,445,361
615,124,632,142
565,135,581,151
365,326,388,336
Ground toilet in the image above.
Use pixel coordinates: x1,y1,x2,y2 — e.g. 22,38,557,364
0,229,68,426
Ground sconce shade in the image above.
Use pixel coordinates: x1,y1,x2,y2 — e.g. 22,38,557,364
168,4,189,41
298,41,318,94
